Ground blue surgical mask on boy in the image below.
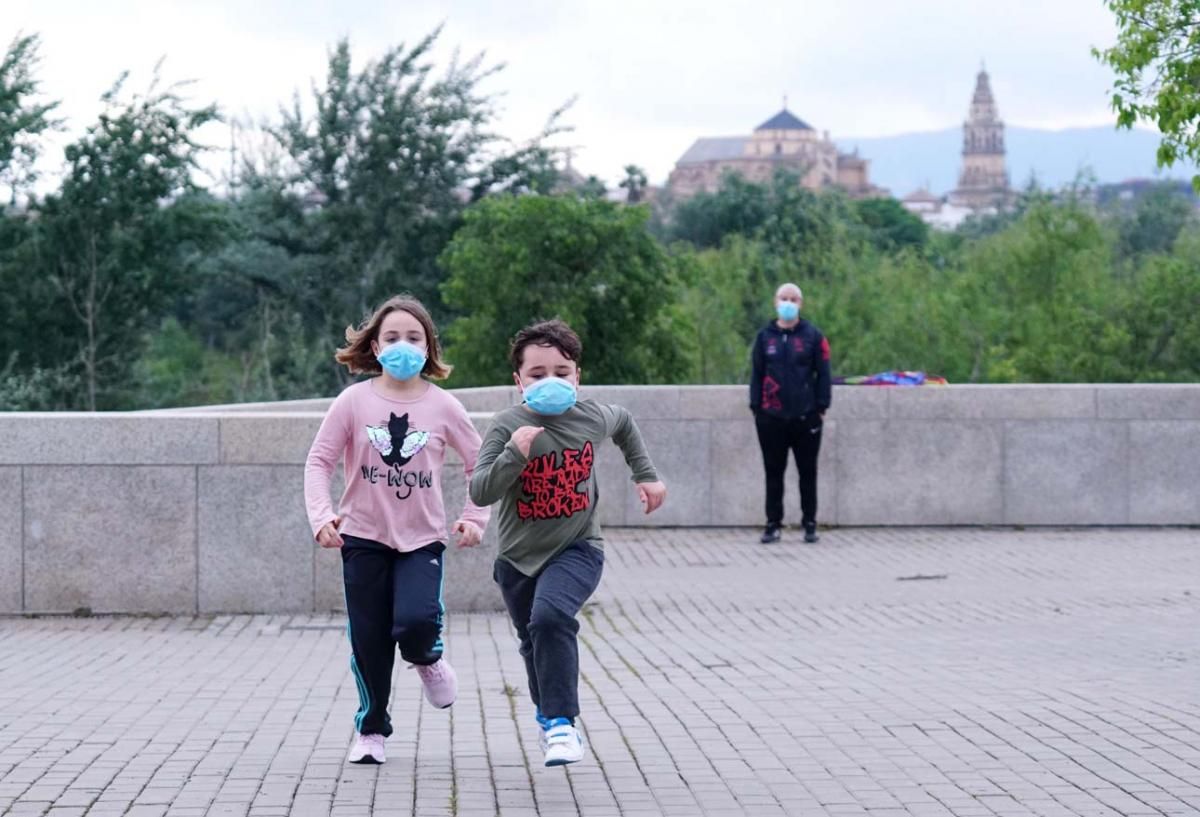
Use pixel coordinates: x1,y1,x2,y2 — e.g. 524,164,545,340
377,341,427,381
522,376,577,416
776,301,800,321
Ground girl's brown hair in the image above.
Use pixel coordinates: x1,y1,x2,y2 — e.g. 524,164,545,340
335,295,452,380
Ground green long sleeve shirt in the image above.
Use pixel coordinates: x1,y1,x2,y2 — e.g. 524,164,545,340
469,399,659,576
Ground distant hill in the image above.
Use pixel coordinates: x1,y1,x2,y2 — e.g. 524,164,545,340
836,126,1200,198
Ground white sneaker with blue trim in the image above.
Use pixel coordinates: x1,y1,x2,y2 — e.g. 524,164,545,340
543,717,585,766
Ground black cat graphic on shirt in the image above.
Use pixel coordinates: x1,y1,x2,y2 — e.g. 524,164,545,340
365,412,430,468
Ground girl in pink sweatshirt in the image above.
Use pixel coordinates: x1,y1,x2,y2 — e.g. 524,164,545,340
305,295,490,766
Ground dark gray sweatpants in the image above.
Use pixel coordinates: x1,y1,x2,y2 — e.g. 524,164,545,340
494,541,604,722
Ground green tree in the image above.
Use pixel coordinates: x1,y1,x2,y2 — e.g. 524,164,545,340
576,175,608,199
1095,0,1200,189
803,248,960,380
755,177,864,284
0,33,61,404
1123,226,1200,379
853,196,929,251
667,172,771,247
668,240,766,384
619,164,647,203
31,72,226,409
1113,181,1195,259
264,33,562,325
0,33,60,204
667,170,867,282
440,195,688,385
175,181,338,403
952,196,1128,382
147,32,567,407
131,318,242,408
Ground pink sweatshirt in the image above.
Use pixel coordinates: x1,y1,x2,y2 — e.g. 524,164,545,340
304,379,490,551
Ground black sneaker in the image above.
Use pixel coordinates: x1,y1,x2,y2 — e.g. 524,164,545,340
760,524,782,544
804,524,820,544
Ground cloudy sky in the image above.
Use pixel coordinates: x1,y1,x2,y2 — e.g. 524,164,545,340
5,0,1128,186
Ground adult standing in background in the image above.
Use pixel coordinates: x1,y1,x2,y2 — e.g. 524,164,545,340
749,283,832,544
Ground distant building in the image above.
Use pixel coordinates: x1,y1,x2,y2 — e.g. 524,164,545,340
947,68,1013,211
900,187,974,230
666,107,885,200
551,155,587,193
900,67,1015,229
901,187,941,215
1093,178,1200,208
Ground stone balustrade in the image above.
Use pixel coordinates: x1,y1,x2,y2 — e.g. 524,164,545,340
2,384,1196,614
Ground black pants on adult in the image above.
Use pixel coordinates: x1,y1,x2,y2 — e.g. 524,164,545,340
341,534,446,738
494,541,604,722
755,411,823,528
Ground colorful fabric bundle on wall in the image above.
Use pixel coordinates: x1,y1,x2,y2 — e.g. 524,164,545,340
834,371,948,386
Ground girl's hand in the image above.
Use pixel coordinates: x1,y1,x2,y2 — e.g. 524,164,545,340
316,516,344,549
510,425,544,458
636,481,667,515
452,520,482,548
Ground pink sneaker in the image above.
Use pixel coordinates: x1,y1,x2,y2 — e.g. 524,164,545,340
347,732,385,764
414,658,457,709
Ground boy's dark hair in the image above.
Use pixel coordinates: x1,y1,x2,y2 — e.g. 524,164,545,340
510,319,583,371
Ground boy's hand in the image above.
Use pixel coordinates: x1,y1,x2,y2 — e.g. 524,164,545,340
511,425,544,458
316,516,344,548
452,519,482,548
636,481,667,515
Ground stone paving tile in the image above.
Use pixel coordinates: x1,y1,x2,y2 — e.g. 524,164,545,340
0,528,1198,816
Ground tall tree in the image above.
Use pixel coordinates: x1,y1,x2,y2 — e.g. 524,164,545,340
132,32,569,407
0,33,60,205
667,171,772,248
1095,0,1200,189
853,196,929,251
32,72,225,409
0,33,61,396
1113,181,1196,259
619,164,648,203
440,195,688,385
263,33,562,327
1124,226,1200,379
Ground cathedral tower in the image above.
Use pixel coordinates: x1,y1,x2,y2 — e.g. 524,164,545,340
949,68,1012,210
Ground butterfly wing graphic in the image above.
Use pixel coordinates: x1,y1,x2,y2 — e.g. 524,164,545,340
366,425,393,457
399,430,430,460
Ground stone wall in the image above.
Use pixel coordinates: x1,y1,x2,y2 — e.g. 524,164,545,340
2,384,1196,615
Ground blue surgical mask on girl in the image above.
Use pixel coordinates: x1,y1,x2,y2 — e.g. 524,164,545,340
522,376,577,416
377,341,427,381
776,301,800,321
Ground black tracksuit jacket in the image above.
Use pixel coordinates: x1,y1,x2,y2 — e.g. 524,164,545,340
749,319,832,420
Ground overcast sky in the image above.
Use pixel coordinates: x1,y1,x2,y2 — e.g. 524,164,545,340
5,0,1129,186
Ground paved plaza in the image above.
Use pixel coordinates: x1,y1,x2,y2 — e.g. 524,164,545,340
1,527,1198,817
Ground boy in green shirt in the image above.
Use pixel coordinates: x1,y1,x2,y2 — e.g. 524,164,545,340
470,319,667,767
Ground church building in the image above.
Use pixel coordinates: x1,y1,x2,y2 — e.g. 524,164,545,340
666,106,885,200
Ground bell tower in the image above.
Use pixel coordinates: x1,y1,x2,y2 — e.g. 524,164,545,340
950,67,1011,210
